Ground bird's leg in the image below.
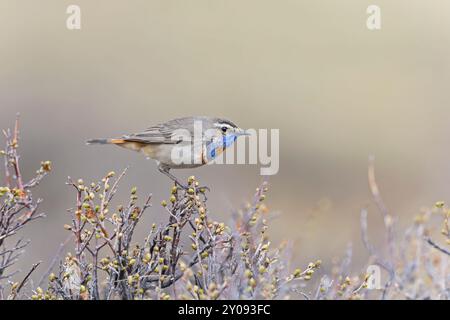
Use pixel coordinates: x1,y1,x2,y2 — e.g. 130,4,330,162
158,165,189,190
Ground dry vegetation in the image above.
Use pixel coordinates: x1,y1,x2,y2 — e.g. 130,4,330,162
0,117,448,300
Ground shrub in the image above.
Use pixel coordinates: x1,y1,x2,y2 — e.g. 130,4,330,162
0,117,448,300
36,171,319,300
0,116,51,299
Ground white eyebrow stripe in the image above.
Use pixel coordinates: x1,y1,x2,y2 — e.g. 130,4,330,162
214,123,234,129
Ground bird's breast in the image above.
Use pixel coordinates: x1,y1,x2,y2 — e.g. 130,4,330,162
142,142,204,168
140,135,237,168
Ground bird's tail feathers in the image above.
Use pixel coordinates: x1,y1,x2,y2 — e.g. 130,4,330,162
86,138,125,145
86,138,109,145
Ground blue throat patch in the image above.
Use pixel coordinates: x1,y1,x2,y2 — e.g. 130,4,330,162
207,134,237,160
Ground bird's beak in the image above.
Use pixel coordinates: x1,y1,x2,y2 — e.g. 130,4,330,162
235,128,250,136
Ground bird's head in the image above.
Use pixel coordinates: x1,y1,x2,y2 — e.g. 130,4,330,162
211,118,248,142
202,118,249,161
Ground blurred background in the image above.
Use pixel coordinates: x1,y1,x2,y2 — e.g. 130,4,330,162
1,0,450,279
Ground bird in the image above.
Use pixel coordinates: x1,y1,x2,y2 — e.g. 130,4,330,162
87,116,248,189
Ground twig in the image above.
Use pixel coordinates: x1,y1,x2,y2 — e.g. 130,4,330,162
425,237,450,256
9,262,41,300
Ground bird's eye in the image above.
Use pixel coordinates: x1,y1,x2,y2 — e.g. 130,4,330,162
221,126,228,133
